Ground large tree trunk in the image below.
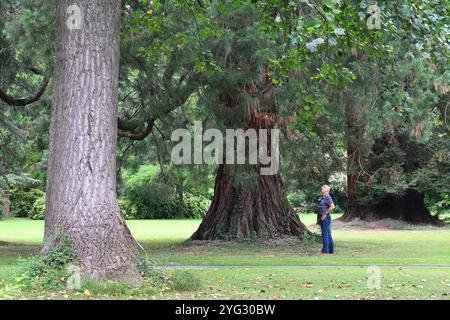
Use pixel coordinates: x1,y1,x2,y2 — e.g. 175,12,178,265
191,73,308,240
43,0,141,284
342,187,443,225
355,189,443,225
192,164,306,240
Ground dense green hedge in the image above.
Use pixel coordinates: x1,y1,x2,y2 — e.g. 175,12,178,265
10,188,44,218
287,191,306,209
118,193,210,219
9,187,209,220
30,194,46,220
119,165,210,219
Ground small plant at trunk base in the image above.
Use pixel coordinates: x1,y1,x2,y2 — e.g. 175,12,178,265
142,266,169,289
135,258,166,286
236,231,263,245
15,235,76,292
296,231,321,245
1,253,203,298
73,265,202,297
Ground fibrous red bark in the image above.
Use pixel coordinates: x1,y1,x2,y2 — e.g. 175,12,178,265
192,70,308,240
191,163,307,240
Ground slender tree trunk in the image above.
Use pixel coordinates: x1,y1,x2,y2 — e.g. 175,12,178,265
342,93,363,221
1,190,11,219
177,185,185,218
43,0,140,284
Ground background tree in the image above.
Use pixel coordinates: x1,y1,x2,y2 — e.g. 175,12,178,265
281,0,449,224
0,0,54,220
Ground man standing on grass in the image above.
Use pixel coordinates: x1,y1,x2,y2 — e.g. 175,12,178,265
318,185,335,254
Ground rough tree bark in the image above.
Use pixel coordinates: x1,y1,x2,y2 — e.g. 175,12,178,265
42,0,141,284
191,73,308,240
191,164,307,240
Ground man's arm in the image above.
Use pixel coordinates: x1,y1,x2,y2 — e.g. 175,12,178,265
321,197,335,220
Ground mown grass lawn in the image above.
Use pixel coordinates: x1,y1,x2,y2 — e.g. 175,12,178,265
0,214,449,300
161,267,450,300
2,214,449,266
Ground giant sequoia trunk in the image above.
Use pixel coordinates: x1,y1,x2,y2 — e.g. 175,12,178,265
191,76,308,240
192,164,306,240
43,0,140,283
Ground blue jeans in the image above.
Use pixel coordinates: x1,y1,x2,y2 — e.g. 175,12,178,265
320,216,334,254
